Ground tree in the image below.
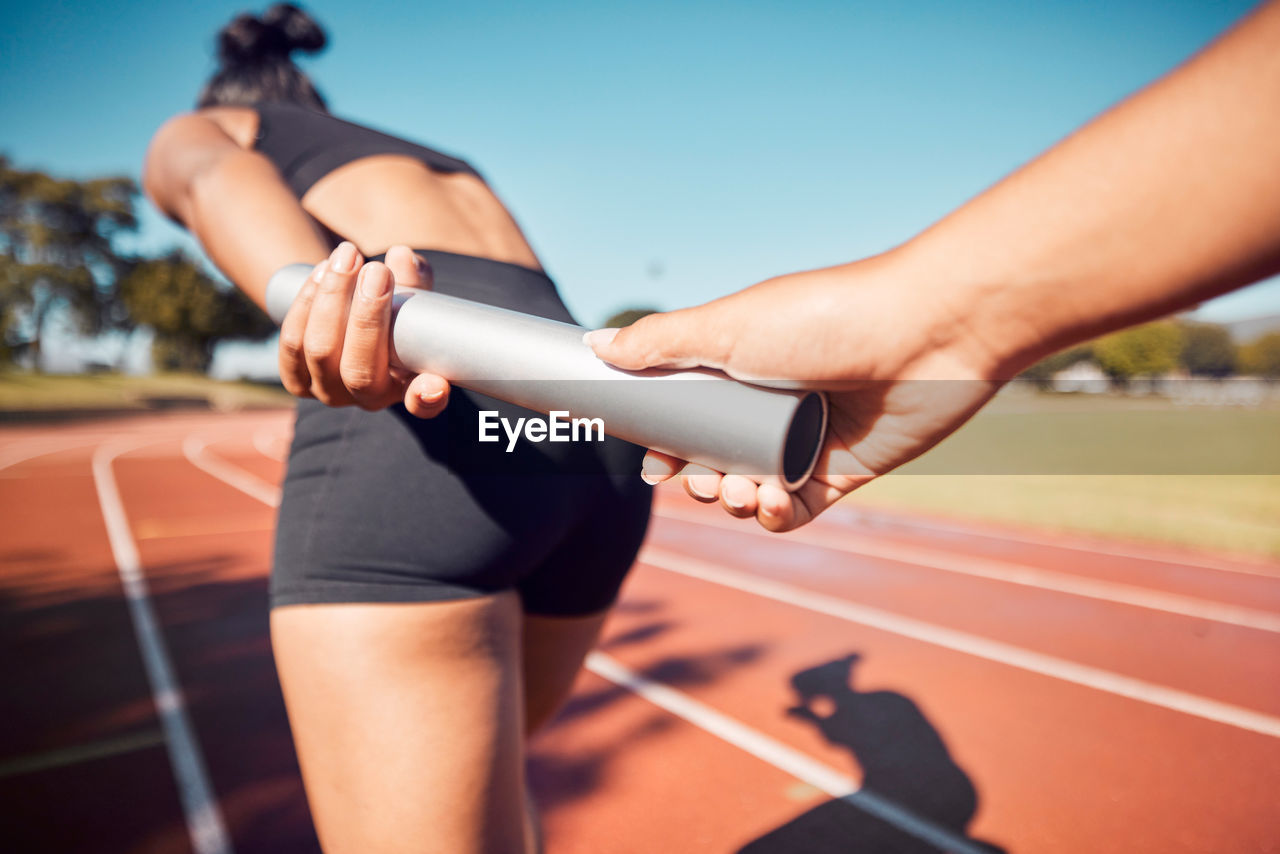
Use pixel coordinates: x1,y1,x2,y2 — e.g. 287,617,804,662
602,307,659,328
1239,331,1280,379
118,251,274,373
1178,321,1236,376
0,156,137,367
1093,321,1183,381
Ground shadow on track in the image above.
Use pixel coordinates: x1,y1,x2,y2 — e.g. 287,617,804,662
739,653,1007,854
529,604,767,815
0,561,317,853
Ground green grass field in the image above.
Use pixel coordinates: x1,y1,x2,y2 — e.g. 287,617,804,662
0,371,292,413
856,474,1280,559
854,389,1280,559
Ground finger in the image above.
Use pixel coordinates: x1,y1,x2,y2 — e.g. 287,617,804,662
384,244,434,291
403,372,451,419
718,474,759,518
582,306,732,372
793,476,860,527
340,262,400,410
756,483,799,532
304,241,362,405
756,477,849,533
640,450,682,485
680,464,723,503
277,263,324,398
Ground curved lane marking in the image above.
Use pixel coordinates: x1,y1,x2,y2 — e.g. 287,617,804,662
92,438,234,854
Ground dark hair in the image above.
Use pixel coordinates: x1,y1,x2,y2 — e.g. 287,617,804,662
197,4,328,110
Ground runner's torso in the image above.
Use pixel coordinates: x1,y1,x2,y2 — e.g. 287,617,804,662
201,103,542,269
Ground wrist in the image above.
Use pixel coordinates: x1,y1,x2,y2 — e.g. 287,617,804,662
892,235,1072,382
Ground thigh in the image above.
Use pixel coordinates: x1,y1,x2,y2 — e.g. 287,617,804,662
271,594,527,854
521,609,609,735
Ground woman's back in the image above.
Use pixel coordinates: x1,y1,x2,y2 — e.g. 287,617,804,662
201,104,542,269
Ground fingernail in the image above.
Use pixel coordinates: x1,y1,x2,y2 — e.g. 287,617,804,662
761,502,779,518
724,491,746,510
332,241,358,273
687,481,715,500
358,265,392,299
640,457,666,484
419,388,445,404
582,328,619,349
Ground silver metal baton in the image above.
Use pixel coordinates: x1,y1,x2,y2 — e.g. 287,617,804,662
266,264,827,491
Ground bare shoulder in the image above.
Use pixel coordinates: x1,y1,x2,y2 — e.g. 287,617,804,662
147,107,258,155
143,109,256,220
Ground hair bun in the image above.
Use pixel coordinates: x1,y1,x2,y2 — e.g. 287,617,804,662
263,4,326,54
217,4,326,65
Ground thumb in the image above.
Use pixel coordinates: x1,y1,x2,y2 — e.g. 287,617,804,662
583,307,730,371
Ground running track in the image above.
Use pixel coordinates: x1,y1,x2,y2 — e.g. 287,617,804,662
2,410,1278,853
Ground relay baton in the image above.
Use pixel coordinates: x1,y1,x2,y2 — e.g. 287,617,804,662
266,264,827,491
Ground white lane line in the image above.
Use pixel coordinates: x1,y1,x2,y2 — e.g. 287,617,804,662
250,426,288,463
639,547,1280,739
181,441,1280,737
654,505,1280,633
586,652,996,854
831,505,1280,580
92,439,234,854
183,436,282,507
0,437,101,473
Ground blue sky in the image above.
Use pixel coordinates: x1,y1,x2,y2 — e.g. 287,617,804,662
3,0,1275,371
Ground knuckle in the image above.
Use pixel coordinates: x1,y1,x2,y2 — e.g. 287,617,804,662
278,333,304,361
341,364,379,393
303,333,340,365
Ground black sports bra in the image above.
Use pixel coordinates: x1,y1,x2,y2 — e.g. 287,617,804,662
253,102,483,198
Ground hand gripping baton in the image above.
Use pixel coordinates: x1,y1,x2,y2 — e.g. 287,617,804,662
266,264,827,491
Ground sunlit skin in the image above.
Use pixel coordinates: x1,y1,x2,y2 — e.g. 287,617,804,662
145,106,587,853
583,0,1280,532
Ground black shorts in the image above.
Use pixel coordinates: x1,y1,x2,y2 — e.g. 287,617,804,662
270,251,653,616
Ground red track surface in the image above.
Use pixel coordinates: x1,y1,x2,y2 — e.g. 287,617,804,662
2,410,1278,853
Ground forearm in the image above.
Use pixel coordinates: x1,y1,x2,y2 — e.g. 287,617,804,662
144,111,332,309
905,0,1280,377
182,150,331,309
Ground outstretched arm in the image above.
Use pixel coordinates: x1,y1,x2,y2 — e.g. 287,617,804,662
587,0,1280,530
910,0,1280,375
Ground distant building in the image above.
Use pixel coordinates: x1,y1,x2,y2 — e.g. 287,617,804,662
1051,361,1109,393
